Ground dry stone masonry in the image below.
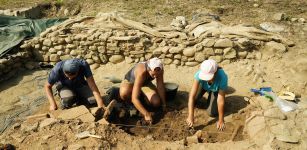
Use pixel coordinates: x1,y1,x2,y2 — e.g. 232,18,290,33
0,13,294,81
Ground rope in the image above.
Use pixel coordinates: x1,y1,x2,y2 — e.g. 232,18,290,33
111,123,249,135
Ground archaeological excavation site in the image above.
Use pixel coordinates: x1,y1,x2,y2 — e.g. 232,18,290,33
0,0,306,149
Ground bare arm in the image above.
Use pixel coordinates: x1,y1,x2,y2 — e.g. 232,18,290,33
186,79,200,127
131,68,149,117
44,82,57,110
156,69,166,106
217,90,225,123
86,76,106,109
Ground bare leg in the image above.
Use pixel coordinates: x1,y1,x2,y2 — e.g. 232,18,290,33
119,80,133,101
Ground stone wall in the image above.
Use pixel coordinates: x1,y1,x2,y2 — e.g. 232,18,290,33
0,16,291,81
0,4,47,19
0,49,33,82
19,24,270,70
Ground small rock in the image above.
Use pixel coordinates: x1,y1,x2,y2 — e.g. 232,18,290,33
69,50,78,56
86,59,94,65
201,39,215,47
64,9,69,16
298,18,306,23
43,39,52,46
49,48,57,54
183,47,196,57
60,55,72,61
272,13,285,21
208,55,223,63
291,18,298,22
40,118,57,128
50,54,60,62
238,51,248,59
163,58,173,65
186,135,198,145
223,48,236,59
146,135,154,140
203,48,215,56
67,44,77,49
169,47,183,54
194,52,206,62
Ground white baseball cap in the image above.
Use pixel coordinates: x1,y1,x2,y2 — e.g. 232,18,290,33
198,59,218,81
148,57,163,70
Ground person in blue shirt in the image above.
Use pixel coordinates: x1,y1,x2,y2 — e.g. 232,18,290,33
44,58,107,112
186,59,228,131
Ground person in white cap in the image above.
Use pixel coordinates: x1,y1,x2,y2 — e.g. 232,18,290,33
186,59,228,131
119,57,166,124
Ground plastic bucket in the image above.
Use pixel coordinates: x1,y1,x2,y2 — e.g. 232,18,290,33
164,82,179,101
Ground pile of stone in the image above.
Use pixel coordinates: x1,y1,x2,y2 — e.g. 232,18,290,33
245,96,307,149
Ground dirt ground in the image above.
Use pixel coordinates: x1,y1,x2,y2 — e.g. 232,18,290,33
0,0,306,149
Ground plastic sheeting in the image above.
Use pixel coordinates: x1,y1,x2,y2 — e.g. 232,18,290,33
0,15,66,57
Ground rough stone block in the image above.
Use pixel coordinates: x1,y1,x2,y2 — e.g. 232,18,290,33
183,47,195,57
40,118,57,128
57,105,90,120
186,135,199,145
214,39,233,48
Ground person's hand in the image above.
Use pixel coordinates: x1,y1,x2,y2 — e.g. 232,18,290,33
49,104,58,111
94,107,104,117
216,120,226,131
186,116,194,127
144,112,152,125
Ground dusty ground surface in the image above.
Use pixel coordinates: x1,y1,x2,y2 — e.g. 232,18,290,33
0,0,307,149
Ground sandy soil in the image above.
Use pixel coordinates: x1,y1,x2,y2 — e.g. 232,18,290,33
0,0,306,149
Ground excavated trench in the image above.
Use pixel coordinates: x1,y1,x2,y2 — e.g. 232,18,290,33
107,87,249,143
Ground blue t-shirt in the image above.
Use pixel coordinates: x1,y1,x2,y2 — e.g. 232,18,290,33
48,59,93,89
194,69,228,92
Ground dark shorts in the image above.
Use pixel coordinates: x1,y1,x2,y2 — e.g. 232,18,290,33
55,82,95,108
195,85,219,117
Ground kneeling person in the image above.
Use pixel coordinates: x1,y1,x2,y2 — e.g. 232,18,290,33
186,59,228,131
45,58,106,111
120,57,166,124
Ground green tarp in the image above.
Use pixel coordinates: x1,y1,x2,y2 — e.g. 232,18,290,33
0,15,66,58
